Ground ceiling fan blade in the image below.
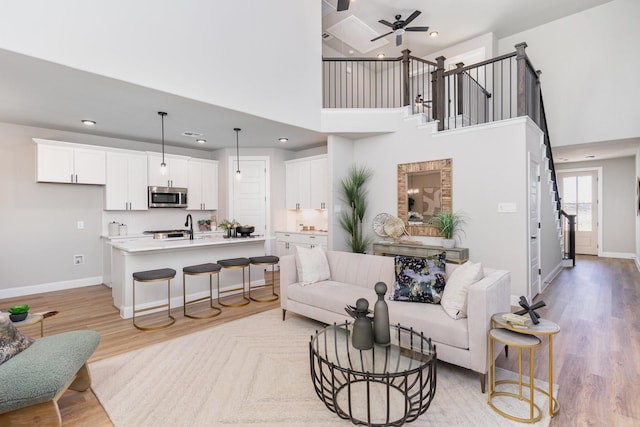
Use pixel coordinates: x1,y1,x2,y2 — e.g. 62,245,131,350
378,19,394,28
402,10,422,27
371,31,393,42
405,26,429,32
337,0,350,11
396,33,403,46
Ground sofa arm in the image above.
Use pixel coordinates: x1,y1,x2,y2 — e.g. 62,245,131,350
466,269,511,374
279,255,297,310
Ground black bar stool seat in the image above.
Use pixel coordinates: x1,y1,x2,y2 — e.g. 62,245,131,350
217,257,251,307
248,255,279,302
183,263,222,319
132,268,176,331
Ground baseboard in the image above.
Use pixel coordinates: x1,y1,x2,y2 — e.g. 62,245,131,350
599,251,635,259
0,276,104,299
542,262,563,293
636,257,640,272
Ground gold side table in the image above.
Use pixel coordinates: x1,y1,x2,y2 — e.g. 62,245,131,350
491,313,561,418
1,313,45,337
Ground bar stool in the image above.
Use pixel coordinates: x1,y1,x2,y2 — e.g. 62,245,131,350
217,257,251,307
132,268,176,331
183,263,222,319
248,255,279,302
488,327,542,423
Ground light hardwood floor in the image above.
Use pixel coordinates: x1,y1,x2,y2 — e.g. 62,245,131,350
2,256,638,426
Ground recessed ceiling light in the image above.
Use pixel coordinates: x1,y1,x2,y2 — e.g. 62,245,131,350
182,131,204,137
278,137,288,143
81,119,96,126
377,53,385,59
196,139,206,144
429,31,439,38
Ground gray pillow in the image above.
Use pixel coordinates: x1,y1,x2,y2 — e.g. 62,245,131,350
0,317,35,365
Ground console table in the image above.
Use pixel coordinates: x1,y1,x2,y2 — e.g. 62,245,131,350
372,241,469,264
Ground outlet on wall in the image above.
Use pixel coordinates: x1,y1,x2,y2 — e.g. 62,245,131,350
74,254,84,265
77,221,84,230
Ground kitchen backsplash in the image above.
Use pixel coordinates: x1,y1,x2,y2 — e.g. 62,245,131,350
102,210,216,236
285,209,329,232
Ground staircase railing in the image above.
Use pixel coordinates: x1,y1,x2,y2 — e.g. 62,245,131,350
560,210,576,266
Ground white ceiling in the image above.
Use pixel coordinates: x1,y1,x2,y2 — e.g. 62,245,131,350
0,0,630,160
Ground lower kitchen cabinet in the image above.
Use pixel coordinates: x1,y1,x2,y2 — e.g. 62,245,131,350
275,232,328,257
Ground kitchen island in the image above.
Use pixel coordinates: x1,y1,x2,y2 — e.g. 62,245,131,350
109,235,268,319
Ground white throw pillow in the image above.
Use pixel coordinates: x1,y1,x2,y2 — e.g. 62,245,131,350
294,245,331,286
441,261,484,319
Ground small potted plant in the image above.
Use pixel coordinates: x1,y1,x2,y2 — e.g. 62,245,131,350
8,304,30,322
204,219,211,231
198,219,206,231
429,210,466,249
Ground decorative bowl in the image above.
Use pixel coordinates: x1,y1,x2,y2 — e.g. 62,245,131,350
235,225,255,237
9,312,28,322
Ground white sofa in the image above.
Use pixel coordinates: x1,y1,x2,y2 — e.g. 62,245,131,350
280,250,511,392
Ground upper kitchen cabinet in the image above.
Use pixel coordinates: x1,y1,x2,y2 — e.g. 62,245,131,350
34,139,106,184
105,151,148,210
285,155,327,210
147,153,189,188
187,159,218,211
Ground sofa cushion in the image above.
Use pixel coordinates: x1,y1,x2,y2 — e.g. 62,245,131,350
287,281,376,316
441,261,485,319
0,318,34,365
390,254,446,303
294,246,331,286
387,301,470,350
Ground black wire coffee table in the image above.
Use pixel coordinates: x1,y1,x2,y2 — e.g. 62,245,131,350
309,322,437,426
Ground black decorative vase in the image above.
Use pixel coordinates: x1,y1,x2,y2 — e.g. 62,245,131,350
373,282,391,346
352,298,374,350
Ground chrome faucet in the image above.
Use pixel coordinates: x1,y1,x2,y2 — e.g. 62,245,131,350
185,214,193,240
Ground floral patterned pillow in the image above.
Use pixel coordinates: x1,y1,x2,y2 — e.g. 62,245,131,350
0,317,35,365
390,253,447,303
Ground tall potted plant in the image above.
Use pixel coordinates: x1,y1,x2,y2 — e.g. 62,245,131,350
339,165,373,253
429,210,466,249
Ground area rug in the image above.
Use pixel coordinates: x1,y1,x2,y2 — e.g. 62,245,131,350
90,310,557,426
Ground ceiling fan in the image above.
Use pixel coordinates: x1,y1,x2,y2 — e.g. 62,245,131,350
371,10,429,46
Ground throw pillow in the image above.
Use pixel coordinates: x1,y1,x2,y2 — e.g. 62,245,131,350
294,245,331,286
441,261,485,319
390,253,446,303
0,317,35,365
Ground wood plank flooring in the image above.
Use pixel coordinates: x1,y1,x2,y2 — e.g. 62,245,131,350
1,255,638,426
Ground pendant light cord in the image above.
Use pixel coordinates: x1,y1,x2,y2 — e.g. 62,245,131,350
158,111,167,166
234,127,241,174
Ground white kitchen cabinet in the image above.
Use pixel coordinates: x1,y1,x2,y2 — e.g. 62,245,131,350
187,159,218,210
147,153,189,188
285,155,327,210
105,151,148,210
35,139,106,184
275,232,328,257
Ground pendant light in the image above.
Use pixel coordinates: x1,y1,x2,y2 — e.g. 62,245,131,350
158,111,168,175
234,127,242,180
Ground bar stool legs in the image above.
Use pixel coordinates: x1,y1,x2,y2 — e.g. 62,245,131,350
248,256,279,302
217,258,251,307
183,263,222,319
132,268,176,331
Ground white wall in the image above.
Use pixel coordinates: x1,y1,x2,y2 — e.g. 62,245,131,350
556,156,636,256
637,146,640,269
425,32,498,66
498,0,640,147
327,135,356,252
330,114,559,298
0,0,323,131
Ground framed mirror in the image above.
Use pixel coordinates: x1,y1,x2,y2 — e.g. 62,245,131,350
397,158,452,236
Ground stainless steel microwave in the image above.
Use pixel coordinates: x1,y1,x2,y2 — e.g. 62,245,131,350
148,186,188,208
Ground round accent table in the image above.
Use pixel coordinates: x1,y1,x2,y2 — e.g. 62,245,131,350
490,313,561,419
309,322,436,426
1,313,45,337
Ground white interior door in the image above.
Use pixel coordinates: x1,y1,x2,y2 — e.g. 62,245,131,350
558,170,598,255
529,157,541,298
229,159,267,236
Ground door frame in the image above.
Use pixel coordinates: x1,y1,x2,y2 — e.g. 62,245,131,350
556,166,603,256
528,154,541,299
227,155,271,240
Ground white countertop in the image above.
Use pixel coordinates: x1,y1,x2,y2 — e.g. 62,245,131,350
110,235,266,253
275,230,328,236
